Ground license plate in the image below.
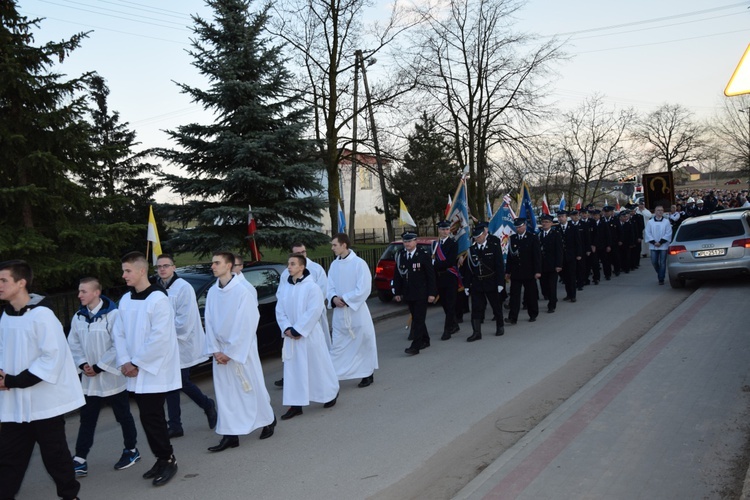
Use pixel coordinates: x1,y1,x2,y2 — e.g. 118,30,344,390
693,248,726,258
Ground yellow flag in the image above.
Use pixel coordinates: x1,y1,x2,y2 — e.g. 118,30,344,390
399,198,416,227
147,205,163,265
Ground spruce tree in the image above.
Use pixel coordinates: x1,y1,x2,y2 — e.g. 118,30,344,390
391,112,458,225
83,75,161,249
159,0,326,256
0,3,132,289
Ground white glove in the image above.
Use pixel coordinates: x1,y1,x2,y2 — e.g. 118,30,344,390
497,285,503,293
464,288,470,296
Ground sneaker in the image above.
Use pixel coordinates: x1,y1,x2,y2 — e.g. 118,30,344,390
114,448,141,470
152,456,178,486
73,459,88,477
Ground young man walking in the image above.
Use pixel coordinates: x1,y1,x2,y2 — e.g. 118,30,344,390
0,260,85,500
113,251,181,487
68,277,139,477
155,254,217,439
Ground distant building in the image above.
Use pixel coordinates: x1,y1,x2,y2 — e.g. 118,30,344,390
675,165,701,183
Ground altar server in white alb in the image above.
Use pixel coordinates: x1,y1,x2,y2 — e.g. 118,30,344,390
327,233,378,388
277,254,340,420
205,252,276,452
274,242,330,388
114,251,181,487
0,260,85,500
155,254,217,439
68,277,139,477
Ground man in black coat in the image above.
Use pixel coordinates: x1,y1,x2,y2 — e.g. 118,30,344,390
617,210,635,273
603,206,621,276
556,211,583,302
538,214,563,313
505,218,541,323
463,226,505,340
589,209,608,283
629,204,645,268
569,210,589,290
393,231,437,356
433,221,460,340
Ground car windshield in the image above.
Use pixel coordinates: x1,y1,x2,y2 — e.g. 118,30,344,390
675,219,745,242
380,244,402,260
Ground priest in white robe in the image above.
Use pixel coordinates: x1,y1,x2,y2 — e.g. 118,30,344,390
205,252,275,452
276,254,339,420
327,233,379,387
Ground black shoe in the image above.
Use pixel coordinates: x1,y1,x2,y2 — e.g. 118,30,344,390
205,398,218,430
570,298,577,303
547,308,555,313
577,287,584,291
420,341,431,349
456,316,463,324
358,375,374,388
208,435,239,452
143,460,161,479
466,333,481,342
281,406,303,420
614,272,620,276
259,417,276,440
440,331,452,341
152,456,178,486
529,317,537,322
404,347,420,355
495,326,505,336
323,393,339,408
449,324,460,335
562,296,571,302
167,428,184,439
274,378,284,387
594,280,599,285
605,276,611,281
504,318,517,325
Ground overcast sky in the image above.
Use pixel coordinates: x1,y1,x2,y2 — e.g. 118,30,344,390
16,0,750,201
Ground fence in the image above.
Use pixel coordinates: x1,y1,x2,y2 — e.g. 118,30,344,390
322,225,439,243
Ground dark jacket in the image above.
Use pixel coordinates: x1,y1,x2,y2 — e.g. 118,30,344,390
463,238,505,291
432,237,459,288
506,231,541,279
556,223,583,261
538,227,563,271
393,246,437,301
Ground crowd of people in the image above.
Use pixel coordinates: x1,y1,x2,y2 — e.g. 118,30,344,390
0,192,739,497
0,232,379,499
668,188,750,230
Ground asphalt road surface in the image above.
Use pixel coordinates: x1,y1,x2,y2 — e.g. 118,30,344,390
17,268,747,499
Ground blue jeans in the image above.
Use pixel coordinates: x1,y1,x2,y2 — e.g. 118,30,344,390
166,367,211,431
75,390,137,458
650,250,668,282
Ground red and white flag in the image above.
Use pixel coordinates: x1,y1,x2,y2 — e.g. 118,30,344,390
575,198,582,210
444,194,452,218
248,205,260,261
541,193,551,215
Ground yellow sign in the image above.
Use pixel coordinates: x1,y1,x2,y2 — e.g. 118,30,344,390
725,43,750,97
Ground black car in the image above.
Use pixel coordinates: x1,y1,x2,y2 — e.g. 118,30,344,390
176,262,285,356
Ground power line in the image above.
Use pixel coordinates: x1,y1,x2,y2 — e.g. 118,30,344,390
546,2,748,38
20,10,190,45
108,0,193,20
55,0,190,27
569,12,742,41
37,0,191,32
576,27,750,54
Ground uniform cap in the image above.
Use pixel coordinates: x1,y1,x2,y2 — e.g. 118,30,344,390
437,220,451,229
401,231,418,241
540,214,554,222
603,205,615,211
557,210,568,216
471,226,485,238
513,218,526,227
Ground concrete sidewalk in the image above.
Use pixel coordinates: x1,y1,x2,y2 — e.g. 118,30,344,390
455,281,750,500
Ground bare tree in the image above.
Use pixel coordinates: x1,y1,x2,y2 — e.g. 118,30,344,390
407,0,562,219
268,0,418,237
711,95,750,185
556,95,636,206
633,103,707,174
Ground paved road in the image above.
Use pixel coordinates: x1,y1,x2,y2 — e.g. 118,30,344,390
17,269,749,499
456,278,750,499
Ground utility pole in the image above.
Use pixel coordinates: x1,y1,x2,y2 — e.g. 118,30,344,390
358,51,394,242
348,52,360,241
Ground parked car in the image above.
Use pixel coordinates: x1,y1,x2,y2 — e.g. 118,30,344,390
176,261,285,356
725,178,742,185
373,237,438,302
667,210,750,288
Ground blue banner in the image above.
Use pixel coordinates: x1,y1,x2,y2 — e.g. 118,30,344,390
488,202,516,264
337,201,346,234
447,180,472,255
519,182,538,234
